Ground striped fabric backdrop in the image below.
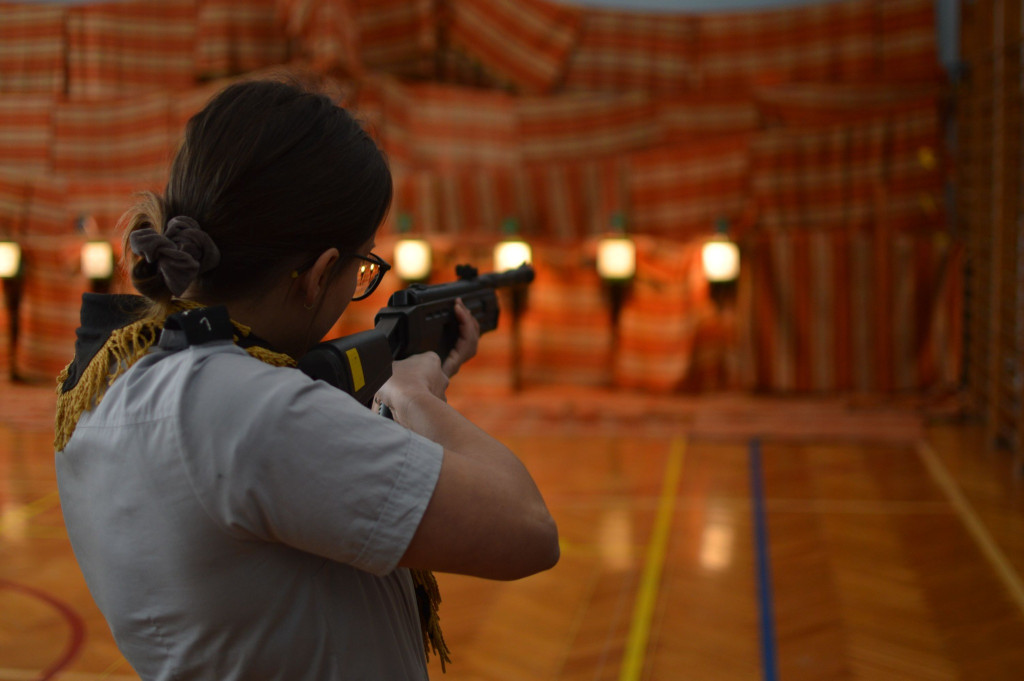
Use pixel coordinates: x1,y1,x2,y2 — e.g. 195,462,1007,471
0,172,33,375
877,0,945,83
275,0,362,74
53,93,175,178
377,81,519,169
445,0,582,94
0,2,66,94
615,238,715,392
65,1,197,100
515,91,656,163
433,168,530,239
196,0,291,80
0,0,956,396
0,94,52,176
628,136,752,239
520,246,611,388
695,0,879,91
355,0,436,77
524,156,629,241
14,176,165,382
752,93,943,234
656,94,759,144
747,229,962,393
391,157,627,242
563,7,697,94
17,176,79,382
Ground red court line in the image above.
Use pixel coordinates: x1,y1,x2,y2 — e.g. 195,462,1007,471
0,579,86,681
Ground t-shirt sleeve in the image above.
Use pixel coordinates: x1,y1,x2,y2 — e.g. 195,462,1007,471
175,348,443,576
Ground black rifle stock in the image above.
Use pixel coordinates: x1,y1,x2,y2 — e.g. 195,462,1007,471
297,263,534,407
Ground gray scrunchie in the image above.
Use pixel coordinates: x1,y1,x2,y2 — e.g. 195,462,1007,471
129,216,221,296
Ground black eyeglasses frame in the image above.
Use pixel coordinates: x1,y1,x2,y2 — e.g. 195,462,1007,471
348,251,391,301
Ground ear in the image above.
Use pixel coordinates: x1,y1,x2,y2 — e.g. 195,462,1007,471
299,248,340,307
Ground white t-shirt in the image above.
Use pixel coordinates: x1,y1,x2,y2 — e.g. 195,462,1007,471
56,335,444,680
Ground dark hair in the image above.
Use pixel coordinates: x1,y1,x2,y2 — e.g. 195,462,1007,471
121,75,392,308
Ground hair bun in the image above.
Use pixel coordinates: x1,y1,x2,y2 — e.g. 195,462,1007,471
128,216,221,296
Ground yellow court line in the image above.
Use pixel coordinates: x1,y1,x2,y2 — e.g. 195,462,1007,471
0,491,61,524
18,491,62,519
917,441,1024,614
619,436,687,681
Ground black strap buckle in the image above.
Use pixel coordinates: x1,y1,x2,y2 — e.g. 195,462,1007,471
164,306,234,346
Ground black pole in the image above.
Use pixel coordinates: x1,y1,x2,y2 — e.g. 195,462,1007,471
3,277,22,381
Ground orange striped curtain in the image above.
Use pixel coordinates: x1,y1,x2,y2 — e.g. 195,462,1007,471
0,172,33,375
752,92,944,235
18,176,78,381
14,176,163,381
445,0,582,94
616,237,717,392
391,156,629,243
378,81,518,169
656,94,758,144
275,0,361,74
515,91,656,163
695,0,880,90
563,7,697,94
65,1,197,100
277,0,436,78
0,94,52,176
0,3,66,94
524,156,628,241
628,136,752,240
877,0,945,83
746,229,962,393
520,245,610,388
355,0,436,78
53,93,175,179
196,0,291,80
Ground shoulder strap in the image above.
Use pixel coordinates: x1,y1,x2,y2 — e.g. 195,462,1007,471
162,306,235,345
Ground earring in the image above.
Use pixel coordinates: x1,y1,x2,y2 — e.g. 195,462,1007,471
303,302,315,311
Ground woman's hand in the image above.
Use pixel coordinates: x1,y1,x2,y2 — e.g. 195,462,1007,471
374,352,449,423
442,298,480,378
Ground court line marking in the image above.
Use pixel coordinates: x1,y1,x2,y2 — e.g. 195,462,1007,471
0,580,85,681
917,440,1024,614
0,670,136,681
618,436,686,681
1,491,61,520
749,438,779,681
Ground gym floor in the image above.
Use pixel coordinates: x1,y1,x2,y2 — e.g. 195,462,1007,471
2,380,1023,680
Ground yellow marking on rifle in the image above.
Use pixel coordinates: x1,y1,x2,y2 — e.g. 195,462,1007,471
346,348,365,392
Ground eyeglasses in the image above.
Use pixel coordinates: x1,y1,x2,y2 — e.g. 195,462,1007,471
349,251,390,301
291,251,391,301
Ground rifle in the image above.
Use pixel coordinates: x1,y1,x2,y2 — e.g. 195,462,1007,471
297,263,534,408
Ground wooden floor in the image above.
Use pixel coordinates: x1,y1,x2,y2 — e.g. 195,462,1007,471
2,380,1024,680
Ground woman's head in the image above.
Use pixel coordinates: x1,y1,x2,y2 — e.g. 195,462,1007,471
122,75,392,310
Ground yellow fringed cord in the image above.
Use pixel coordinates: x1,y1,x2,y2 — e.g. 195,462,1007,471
54,300,297,451
54,300,450,671
412,568,452,671
55,317,163,452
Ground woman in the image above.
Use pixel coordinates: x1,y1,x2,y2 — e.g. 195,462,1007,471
54,76,559,680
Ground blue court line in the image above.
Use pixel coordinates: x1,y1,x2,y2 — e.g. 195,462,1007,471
749,438,779,681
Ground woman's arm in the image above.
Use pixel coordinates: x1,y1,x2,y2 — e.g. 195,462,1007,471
376,352,559,581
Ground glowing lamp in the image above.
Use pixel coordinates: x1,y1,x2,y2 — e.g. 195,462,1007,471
494,217,531,271
0,241,21,279
394,238,432,282
81,240,115,281
494,239,531,272
597,236,636,281
702,239,740,283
